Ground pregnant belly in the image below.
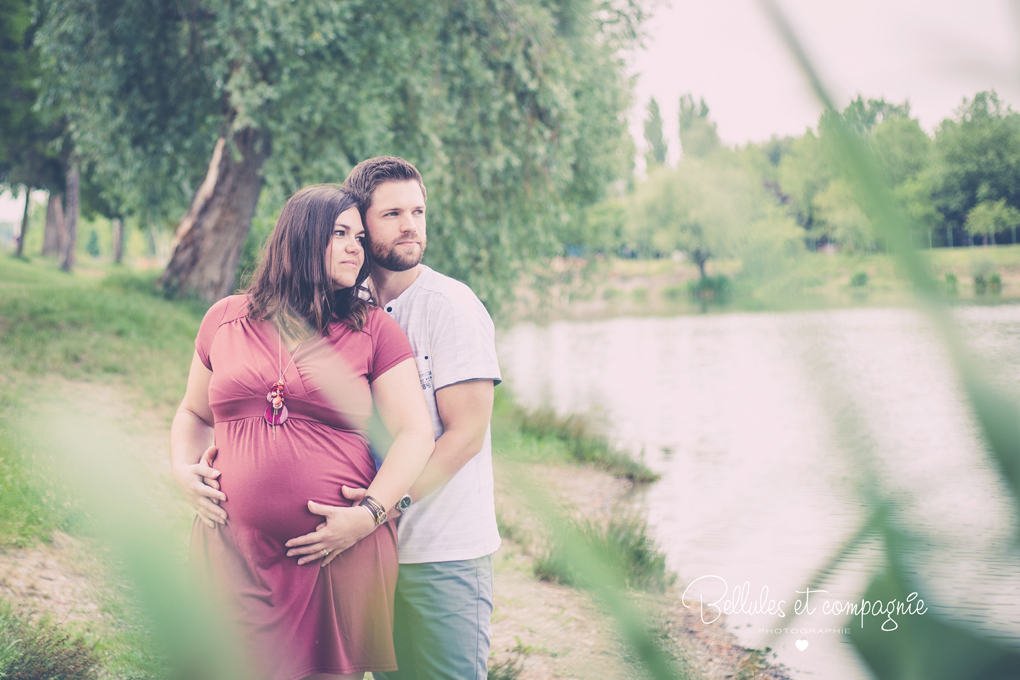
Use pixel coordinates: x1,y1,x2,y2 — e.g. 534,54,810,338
212,423,374,541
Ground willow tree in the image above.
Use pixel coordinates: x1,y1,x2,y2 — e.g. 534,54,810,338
37,0,643,305
0,0,64,258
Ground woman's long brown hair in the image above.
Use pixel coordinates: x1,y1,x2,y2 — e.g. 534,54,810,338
245,184,371,336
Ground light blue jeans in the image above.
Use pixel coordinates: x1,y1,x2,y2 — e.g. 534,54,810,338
376,555,494,680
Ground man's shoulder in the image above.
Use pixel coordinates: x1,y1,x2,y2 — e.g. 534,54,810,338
414,267,488,312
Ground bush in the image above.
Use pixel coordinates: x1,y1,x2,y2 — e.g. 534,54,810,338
850,271,869,287
944,272,958,295
631,287,648,302
974,273,988,294
535,514,676,593
0,601,100,680
687,274,731,301
989,272,1002,294
662,284,686,301
514,407,658,483
86,230,100,258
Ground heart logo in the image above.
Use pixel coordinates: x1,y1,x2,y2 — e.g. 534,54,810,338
795,639,809,651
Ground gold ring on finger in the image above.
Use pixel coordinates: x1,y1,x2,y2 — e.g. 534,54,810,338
321,549,329,557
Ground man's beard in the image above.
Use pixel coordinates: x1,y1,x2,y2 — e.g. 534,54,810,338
371,234,426,272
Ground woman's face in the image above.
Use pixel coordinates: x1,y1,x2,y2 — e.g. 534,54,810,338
326,206,366,289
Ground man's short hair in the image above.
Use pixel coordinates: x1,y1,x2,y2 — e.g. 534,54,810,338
342,156,428,212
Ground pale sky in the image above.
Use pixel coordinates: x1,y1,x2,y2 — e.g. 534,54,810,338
4,1,1019,221
630,0,1020,162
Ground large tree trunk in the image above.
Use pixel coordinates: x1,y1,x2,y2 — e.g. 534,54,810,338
112,217,124,264
59,164,81,272
159,129,269,302
15,187,31,258
41,192,65,256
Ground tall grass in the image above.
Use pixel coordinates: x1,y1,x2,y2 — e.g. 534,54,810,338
500,400,659,483
534,514,676,593
0,601,100,680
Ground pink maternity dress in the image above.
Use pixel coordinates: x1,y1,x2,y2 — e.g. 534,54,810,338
190,295,413,680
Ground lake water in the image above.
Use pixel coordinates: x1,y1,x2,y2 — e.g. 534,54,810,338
498,304,1020,679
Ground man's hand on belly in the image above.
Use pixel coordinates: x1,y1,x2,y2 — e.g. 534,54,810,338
172,445,227,527
284,500,377,566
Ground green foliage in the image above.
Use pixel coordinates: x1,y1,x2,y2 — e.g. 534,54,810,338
988,272,1002,293
37,0,644,312
0,418,64,547
930,92,1020,233
36,0,218,223
849,533,1020,680
833,95,911,136
560,197,627,256
487,645,527,680
0,0,65,193
965,198,1020,242
944,271,958,295
772,97,935,252
0,257,202,410
0,601,101,680
813,178,874,250
535,514,676,593
626,149,804,278
850,271,869,287
872,116,932,186
85,229,99,258
643,97,667,168
687,273,731,300
762,7,1020,680
661,284,685,301
509,404,658,483
973,273,987,294
677,93,720,159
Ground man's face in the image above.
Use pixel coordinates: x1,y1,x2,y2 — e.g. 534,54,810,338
365,180,427,272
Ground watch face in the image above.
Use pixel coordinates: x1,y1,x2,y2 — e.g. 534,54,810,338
397,494,412,511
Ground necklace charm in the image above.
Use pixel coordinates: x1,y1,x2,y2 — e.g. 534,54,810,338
265,380,289,425
266,327,303,433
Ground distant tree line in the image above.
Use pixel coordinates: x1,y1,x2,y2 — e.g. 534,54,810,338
586,90,1020,280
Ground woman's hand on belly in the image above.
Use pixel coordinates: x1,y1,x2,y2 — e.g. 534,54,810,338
284,501,377,566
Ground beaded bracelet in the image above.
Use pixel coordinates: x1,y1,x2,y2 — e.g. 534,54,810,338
358,495,388,526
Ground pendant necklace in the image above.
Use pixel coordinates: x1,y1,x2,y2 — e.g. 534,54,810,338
266,327,303,433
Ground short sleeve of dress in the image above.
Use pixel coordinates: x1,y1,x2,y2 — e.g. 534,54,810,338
367,308,414,383
195,297,233,370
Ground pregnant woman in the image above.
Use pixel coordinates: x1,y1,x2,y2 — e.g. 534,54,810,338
170,185,434,680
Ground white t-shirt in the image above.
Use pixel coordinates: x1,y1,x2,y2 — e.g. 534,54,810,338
381,266,502,564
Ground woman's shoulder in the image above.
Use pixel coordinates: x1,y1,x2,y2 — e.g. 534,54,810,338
362,305,403,335
203,294,250,326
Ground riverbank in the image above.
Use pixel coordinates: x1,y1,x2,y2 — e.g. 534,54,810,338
0,256,789,679
511,246,1020,323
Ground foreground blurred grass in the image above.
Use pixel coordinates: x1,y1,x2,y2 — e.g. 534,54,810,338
757,1,1020,677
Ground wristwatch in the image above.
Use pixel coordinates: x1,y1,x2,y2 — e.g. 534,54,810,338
397,494,413,512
